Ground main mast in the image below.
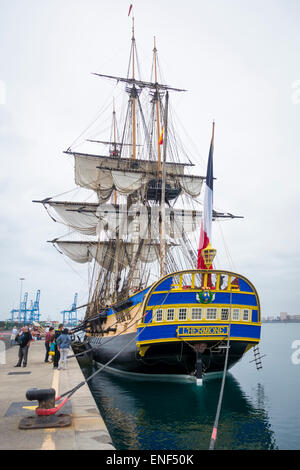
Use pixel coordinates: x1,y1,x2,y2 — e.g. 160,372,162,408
153,39,168,277
128,15,141,293
131,16,137,160
160,91,169,277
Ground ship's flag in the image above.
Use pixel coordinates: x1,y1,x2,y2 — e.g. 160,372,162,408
197,122,214,269
159,126,164,145
128,4,133,16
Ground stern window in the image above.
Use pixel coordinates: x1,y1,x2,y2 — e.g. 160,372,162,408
206,308,217,320
243,309,250,321
232,309,240,321
191,308,202,320
179,308,187,320
221,308,229,320
167,309,175,321
155,309,163,322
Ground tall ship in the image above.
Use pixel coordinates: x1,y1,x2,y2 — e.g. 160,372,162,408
35,16,261,384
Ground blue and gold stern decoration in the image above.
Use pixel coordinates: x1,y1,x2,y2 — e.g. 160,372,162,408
196,289,216,303
177,325,229,337
136,267,262,350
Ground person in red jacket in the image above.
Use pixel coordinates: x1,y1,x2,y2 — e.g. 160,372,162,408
44,327,54,363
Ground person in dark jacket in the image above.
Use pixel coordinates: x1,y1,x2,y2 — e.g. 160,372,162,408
53,324,64,369
15,326,32,367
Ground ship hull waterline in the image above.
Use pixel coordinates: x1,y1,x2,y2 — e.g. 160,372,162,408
87,332,258,383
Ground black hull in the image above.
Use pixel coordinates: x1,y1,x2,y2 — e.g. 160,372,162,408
87,333,252,377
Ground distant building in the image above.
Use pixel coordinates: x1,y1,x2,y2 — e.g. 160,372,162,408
280,312,288,321
289,315,300,321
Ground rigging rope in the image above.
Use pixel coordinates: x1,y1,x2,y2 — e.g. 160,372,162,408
67,82,119,151
216,220,237,271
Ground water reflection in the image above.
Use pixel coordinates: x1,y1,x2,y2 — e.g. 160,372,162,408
81,363,277,450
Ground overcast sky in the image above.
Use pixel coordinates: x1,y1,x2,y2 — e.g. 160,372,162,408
1,0,300,321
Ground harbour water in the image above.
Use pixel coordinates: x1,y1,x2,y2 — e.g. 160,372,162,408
80,324,300,450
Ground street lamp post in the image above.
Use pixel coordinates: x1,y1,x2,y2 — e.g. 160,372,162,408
19,277,25,323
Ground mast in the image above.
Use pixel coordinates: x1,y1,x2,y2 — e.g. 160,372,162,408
112,99,119,290
153,37,162,175
160,91,169,277
131,16,137,160
112,98,118,205
128,15,142,293
112,97,117,155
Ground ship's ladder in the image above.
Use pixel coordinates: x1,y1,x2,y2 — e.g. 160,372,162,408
250,344,265,370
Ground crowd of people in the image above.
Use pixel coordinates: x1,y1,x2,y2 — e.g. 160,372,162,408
11,323,73,370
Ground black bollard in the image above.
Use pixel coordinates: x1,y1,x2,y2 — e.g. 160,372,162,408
26,388,56,410
19,388,71,430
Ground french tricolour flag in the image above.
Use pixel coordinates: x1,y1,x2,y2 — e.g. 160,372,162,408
197,122,215,269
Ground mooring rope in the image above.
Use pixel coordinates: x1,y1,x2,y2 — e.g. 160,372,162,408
208,290,233,450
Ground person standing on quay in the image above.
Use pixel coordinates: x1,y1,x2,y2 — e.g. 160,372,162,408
10,326,18,347
44,327,54,363
56,328,71,370
53,324,64,369
15,326,32,368
49,335,56,363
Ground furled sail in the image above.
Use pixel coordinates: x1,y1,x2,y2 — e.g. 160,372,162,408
47,202,99,236
43,200,239,241
53,240,176,269
177,176,203,198
68,151,203,200
112,170,146,194
45,201,207,239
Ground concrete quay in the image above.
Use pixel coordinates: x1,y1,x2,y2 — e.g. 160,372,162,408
0,340,115,450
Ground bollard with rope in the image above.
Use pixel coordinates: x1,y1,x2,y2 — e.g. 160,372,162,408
18,388,72,429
